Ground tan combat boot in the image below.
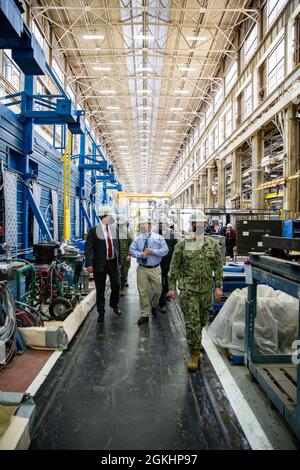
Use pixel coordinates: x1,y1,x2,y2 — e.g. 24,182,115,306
187,349,201,372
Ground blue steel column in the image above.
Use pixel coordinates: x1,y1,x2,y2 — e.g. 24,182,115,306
91,143,97,225
79,133,86,238
22,75,35,249
102,181,108,204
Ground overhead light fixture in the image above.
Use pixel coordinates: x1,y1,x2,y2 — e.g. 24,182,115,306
174,89,189,94
179,67,196,72
139,120,150,124
138,106,152,110
163,139,173,142
106,106,120,110
186,36,207,41
134,35,154,41
83,34,104,40
136,67,152,72
93,66,111,71
100,89,116,94
170,107,184,111
116,138,126,142
165,130,176,133
166,120,180,124
114,130,125,133
110,120,122,123
119,146,128,149
137,89,152,94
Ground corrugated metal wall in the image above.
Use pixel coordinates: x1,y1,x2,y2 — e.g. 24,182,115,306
0,103,103,245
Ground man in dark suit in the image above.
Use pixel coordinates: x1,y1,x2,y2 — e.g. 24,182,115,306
85,205,122,323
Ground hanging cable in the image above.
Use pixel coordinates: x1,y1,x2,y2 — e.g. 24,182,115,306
0,281,16,365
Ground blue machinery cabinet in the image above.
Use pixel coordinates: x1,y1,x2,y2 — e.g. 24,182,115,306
283,220,300,239
245,253,300,440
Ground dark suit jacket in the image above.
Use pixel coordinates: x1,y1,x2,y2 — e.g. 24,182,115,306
85,223,121,273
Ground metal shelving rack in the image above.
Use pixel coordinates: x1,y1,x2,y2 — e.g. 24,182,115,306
245,252,300,440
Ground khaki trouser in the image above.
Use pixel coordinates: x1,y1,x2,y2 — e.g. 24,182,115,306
137,265,162,317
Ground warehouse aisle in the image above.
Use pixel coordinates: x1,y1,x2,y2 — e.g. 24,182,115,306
30,265,250,450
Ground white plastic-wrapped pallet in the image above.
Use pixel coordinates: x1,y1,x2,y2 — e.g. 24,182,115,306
207,285,298,354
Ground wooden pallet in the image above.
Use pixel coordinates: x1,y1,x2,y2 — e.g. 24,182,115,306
256,364,297,411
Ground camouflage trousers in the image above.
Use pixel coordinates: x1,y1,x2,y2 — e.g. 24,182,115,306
120,260,130,287
179,290,210,349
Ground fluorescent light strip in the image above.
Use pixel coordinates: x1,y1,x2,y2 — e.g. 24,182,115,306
174,89,189,94
136,67,152,72
100,89,116,94
170,107,183,111
110,120,122,123
134,35,154,41
165,130,176,133
93,66,111,71
137,89,152,94
186,36,207,41
83,34,104,40
106,106,120,110
179,67,196,72
166,120,180,124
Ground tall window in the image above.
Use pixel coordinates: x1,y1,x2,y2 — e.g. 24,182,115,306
3,50,21,90
209,131,214,155
267,39,285,93
267,0,288,30
225,61,238,94
67,85,76,103
219,115,224,144
32,21,45,49
205,104,213,124
214,86,223,111
198,119,205,137
225,106,232,138
213,125,219,151
52,59,64,84
244,24,258,63
201,142,205,164
244,82,253,118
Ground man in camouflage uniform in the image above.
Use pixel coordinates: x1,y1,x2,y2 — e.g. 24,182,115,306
167,210,223,372
117,214,134,295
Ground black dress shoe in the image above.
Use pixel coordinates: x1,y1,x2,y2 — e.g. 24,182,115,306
137,316,149,326
151,307,158,317
97,314,104,323
112,306,122,315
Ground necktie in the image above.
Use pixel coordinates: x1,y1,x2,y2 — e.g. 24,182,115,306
141,235,149,265
106,224,113,259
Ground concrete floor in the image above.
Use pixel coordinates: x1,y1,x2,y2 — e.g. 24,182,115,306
29,266,250,450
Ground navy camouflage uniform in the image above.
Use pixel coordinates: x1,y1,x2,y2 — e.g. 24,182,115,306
168,236,223,348
119,226,134,288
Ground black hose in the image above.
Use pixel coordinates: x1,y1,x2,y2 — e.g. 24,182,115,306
0,281,16,365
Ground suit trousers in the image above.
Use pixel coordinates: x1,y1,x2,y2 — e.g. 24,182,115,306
137,265,162,317
94,259,120,315
159,268,169,307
